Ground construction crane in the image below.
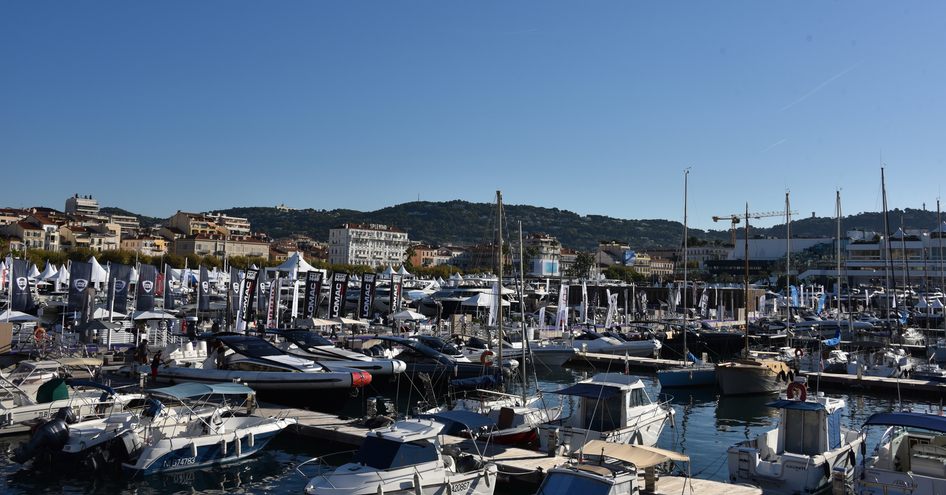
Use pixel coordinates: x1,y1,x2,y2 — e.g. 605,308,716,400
712,210,799,246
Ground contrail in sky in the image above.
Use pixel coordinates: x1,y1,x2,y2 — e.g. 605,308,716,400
760,138,788,153
780,61,863,112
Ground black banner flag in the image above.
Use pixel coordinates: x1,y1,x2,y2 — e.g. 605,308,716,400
136,264,158,311
68,261,93,313
359,273,376,320
10,259,33,312
327,272,349,319
302,271,323,320
107,263,132,314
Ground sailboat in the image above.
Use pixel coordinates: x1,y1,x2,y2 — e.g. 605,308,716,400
658,169,716,388
717,202,793,395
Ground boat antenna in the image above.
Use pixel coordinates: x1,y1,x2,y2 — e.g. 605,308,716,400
744,202,750,356
496,190,504,390
682,168,689,365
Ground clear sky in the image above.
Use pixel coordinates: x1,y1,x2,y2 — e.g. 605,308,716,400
2,1,945,230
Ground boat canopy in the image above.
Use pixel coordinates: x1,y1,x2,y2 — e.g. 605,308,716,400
65,379,116,396
419,410,496,434
150,382,254,399
582,439,688,468
864,412,946,433
766,399,827,411
552,383,623,400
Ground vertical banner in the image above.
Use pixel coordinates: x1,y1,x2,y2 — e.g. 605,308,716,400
228,267,241,320
136,264,158,311
358,273,376,320
328,272,349,319
302,271,323,320
164,266,177,310
237,268,259,329
10,259,34,312
68,261,93,313
198,266,210,312
257,269,269,317
389,274,403,324
266,276,281,328
107,263,132,314
555,283,569,331
80,286,96,324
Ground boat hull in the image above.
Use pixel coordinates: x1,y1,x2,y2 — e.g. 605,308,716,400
716,362,789,395
657,366,717,388
123,427,284,476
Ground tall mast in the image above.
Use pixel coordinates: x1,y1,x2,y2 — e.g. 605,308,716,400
940,199,944,334
836,191,843,317
518,221,528,400
881,167,893,322
496,190,504,374
785,192,792,321
900,213,909,292
682,169,689,363
744,202,750,355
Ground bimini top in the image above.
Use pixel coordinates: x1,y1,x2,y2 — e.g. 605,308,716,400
766,399,827,411
149,382,254,399
581,439,689,469
418,410,496,435
864,412,946,433
371,419,443,443
553,373,644,399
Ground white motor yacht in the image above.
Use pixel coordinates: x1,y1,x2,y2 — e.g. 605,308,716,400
302,418,497,495
855,411,946,494
572,331,662,358
538,373,674,455
727,377,865,493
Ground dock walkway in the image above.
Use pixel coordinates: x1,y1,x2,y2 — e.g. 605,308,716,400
257,405,760,494
800,371,946,397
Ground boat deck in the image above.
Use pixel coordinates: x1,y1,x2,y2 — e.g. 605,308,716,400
567,351,688,370
255,404,760,493
800,371,946,397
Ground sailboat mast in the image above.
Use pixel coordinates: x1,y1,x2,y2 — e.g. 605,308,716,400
940,199,944,333
900,213,909,292
881,167,893,322
682,169,689,362
786,192,792,321
836,191,842,317
744,202,750,355
496,190,504,371
518,221,528,401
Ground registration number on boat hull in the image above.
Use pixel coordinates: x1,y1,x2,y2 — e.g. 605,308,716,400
451,480,471,493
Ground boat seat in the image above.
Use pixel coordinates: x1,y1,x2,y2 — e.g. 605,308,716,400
911,447,946,478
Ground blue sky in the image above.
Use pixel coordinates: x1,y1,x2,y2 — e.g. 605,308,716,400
2,1,945,230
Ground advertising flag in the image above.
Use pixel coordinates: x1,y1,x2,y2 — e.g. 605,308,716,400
68,261,93,313
107,263,133,314
164,266,177,310
328,272,349,319
198,266,211,312
136,264,158,311
302,271,323,320
237,268,259,328
266,276,281,328
358,273,376,320
389,274,403,322
10,259,33,312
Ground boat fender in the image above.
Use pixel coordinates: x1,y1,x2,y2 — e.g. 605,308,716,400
221,438,228,456
190,442,198,457
235,434,242,457
483,467,491,487
351,371,373,388
795,347,804,359
847,448,856,466
480,350,495,366
33,327,47,343
632,430,644,445
860,441,867,457
787,371,795,382
786,381,807,401
248,432,255,448
777,371,787,383
822,459,831,479
413,471,423,495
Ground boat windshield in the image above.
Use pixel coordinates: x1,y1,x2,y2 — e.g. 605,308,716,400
538,472,613,495
352,436,439,470
221,337,282,358
285,331,333,348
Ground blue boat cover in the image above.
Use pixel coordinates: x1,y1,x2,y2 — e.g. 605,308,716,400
864,412,946,432
150,382,254,399
418,410,496,435
766,399,827,411
552,383,622,400
449,375,501,390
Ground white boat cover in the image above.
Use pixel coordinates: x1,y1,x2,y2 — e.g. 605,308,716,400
581,439,689,468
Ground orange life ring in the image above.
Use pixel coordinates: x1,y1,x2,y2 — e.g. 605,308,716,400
33,327,46,343
480,350,495,366
786,381,807,401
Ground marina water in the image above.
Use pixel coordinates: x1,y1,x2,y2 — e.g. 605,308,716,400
0,364,934,494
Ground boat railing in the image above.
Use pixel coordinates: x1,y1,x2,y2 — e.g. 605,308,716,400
294,449,358,484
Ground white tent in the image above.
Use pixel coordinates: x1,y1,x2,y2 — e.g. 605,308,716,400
461,293,510,307
56,264,69,289
436,276,446,285
28,263,41,280
93,307,126,319
381,266,396,277
88,256,108,283
391,309,426,321
297,317,341,328
38,261,58,281
274,251,317,279
397,266,411,277
933,299,945,309
0,310,39,322
131,310,178,320
334,316,369,326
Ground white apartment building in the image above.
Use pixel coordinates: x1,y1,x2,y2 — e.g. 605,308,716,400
205,212,252,236
64,194,101,217
329,223,410,267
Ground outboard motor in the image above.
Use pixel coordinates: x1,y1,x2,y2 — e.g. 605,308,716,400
12,407,76,464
